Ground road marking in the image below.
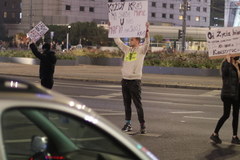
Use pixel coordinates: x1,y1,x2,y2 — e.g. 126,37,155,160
184,116,218,120
69,94,222,108
55,81,220,98
99,112,125,116
171,111,204,114
200,90,220,97
127,132,161,137
95,92,122,99
5,139,31,143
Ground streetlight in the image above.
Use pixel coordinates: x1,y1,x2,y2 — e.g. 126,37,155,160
66,25,71,50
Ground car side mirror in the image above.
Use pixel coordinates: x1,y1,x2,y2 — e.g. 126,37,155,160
31,136,48,153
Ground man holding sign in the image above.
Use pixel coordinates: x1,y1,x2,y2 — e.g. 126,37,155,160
29,42,57,89
27,21,57,89
112,22,150,134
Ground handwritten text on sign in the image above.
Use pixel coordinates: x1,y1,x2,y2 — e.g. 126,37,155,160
27,21,49,42
108,1,148,38
206,27,240,59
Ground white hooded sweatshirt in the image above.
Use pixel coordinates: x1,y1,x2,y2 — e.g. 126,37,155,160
114,37,150,80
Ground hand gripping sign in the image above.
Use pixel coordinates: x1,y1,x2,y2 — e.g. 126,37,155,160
108,1,148,38
206,27,240,59
27,21,49,42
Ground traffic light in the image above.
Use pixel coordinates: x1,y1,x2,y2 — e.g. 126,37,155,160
178,30,183,39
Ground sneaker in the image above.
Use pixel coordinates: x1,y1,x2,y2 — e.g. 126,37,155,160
140,124,146,134
122,123,132,132
210,134,222,144
231,136,240,144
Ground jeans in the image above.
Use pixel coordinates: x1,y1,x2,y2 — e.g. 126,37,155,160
121,79,145,124
214,97,240,135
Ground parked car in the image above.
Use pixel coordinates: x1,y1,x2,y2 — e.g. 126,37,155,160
0,76,158,160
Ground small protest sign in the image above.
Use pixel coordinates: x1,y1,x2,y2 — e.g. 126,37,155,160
27,21,49,42
108,1,148,38
206,27,240,59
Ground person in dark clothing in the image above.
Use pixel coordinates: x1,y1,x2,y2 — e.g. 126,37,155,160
210,55,240,144
30,42,57,89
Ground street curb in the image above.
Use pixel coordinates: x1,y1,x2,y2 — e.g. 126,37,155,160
1,73,221,90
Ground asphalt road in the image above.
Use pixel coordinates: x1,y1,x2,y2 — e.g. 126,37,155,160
8,76,240,160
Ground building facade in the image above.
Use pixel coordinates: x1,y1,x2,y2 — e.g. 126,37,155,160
6,0,210,36
20,0,210,27
0,0,21,24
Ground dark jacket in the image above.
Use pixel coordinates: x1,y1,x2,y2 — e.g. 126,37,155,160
30,43,57,80
221,60,239,101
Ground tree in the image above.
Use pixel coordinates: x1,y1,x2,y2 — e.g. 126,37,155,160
153,35,163,47
46,22,112,46
69,22,110,46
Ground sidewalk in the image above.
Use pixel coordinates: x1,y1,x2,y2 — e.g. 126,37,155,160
0,62,222,90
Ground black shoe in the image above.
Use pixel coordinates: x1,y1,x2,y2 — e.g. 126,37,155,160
231,136,240,144
210,134,222,144
122,123,132,132
140,124,146,134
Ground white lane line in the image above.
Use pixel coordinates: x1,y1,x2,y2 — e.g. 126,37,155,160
171,111,204,114
95,92,122,99
55,82,220,98
184,116,218,120
69,94,222,108
99,112,125,116
199,90,220,97
5,139,31,143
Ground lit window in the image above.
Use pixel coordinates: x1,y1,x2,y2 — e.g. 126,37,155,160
203,17,207,22
179,15,183,20
195,16,200,21
3,12,7,18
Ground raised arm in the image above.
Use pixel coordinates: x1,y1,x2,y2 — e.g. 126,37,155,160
30,43,44,60
114,38,130,52
141,22,150,53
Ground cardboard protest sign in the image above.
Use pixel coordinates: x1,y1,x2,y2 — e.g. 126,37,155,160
108,1,148,38
206,27,240,59
27,21,49,42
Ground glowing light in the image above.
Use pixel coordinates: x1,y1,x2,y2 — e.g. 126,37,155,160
84,115,98,124
76,104,86,110
137,144,143,149
10,81,18,88
69,101,75,107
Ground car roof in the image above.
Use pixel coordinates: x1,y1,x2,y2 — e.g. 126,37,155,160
0,76,92,114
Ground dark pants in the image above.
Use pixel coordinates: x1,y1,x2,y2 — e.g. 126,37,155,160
41,78,54,89
121,79,145,124
214,97,240,135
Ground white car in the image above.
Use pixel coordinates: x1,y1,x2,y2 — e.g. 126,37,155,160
0,76,159,160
